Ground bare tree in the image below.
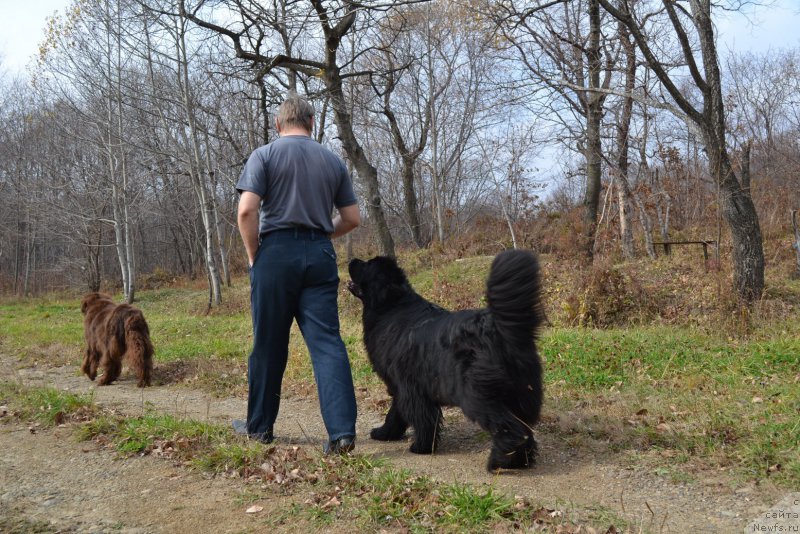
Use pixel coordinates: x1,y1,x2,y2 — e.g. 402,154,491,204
495,0,619,260
366,11,432,248
726,49,799,171
611,19,636,259
178,0,404,257
35,0,140,301
476,123,543,250
599,0,765,302
792,209,800,278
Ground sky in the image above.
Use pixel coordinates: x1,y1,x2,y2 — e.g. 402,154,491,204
1,0,799,75
0,0,67,75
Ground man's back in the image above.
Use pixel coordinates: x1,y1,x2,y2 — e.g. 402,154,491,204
237,135,356,235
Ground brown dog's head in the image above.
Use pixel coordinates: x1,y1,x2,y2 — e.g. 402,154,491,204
81,292,112,315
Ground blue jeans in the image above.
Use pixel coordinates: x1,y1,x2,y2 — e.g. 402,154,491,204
246,228,356,441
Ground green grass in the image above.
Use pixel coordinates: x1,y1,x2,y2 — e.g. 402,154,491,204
292,454,619,533
541,326,800,487
1,255,799,490
542,326,800,389
437,483,516,527
78,412,230,456
0,382,96,426
0,383,629,533
0,289,253,364
0,300,85,365
0,513,55,534
153,308,251,362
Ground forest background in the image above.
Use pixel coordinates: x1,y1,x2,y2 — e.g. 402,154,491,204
1,0,799,308
1,3,799,530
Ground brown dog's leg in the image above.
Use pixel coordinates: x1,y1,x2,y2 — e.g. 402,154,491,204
88,353,100,380
82,349,100,381
124,315,153,387
97,353,121,385
81,349,93,379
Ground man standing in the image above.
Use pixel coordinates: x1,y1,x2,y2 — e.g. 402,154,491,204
234,94,361,454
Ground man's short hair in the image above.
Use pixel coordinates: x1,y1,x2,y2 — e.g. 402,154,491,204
277,95,314,132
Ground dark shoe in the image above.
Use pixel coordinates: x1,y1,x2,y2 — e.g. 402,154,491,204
232,419,274,444
324,435,355,455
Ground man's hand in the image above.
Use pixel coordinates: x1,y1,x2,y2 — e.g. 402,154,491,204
237,191,262,266
331,204,361,239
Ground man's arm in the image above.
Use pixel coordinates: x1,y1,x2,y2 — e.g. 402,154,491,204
331,203,361,239
237,191,262,266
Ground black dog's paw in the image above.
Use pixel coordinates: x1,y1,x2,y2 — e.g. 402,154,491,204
487,436,538,471
370,425,406,441
409,440,435,455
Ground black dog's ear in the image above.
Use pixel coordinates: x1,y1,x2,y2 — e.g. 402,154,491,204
361,256,410,308
348,258,365,282
369,256,408,284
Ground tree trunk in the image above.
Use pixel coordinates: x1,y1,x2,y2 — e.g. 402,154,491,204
205,130,231,287
384,107,425,248
582,0,604,261
615,20,636,259
708,139,764,300
106,0,133,302
115,5,135,304
500,197,518,250
792,210,800,278
326,70,395,257
632,191,657,259
86,224,103,293
697,5,764,301
653,169,671,247
23,223,34,296
176,14,222,306
123,185,136,303
617,185,635,258
111,185,131,300
598,0,765,302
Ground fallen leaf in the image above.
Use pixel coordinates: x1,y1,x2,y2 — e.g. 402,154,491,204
752,396,763,404
245,505,263,514
635,408,648,416
321,496,341,510
532,507,556,523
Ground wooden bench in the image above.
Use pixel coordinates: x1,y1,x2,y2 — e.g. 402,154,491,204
652,240,718,262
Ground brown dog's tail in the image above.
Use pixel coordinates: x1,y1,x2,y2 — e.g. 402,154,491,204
124,311,154,387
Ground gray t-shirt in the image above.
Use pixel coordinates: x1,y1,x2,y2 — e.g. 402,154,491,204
236,135,357,236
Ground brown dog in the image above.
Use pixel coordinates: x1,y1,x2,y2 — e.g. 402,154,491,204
80,292,153,387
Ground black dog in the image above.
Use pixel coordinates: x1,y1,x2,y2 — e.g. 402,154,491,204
348,250,544,471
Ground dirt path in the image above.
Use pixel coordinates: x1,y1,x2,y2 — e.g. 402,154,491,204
1,356,783,533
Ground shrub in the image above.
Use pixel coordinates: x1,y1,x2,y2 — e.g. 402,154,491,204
561,259,654,327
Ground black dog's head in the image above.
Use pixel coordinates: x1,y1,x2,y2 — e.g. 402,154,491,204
348,256,410,308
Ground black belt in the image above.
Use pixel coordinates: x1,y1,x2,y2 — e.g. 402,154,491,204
261,227,328,239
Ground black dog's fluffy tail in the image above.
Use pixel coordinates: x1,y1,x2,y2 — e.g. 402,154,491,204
486,249,544,425
486,249,543,346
